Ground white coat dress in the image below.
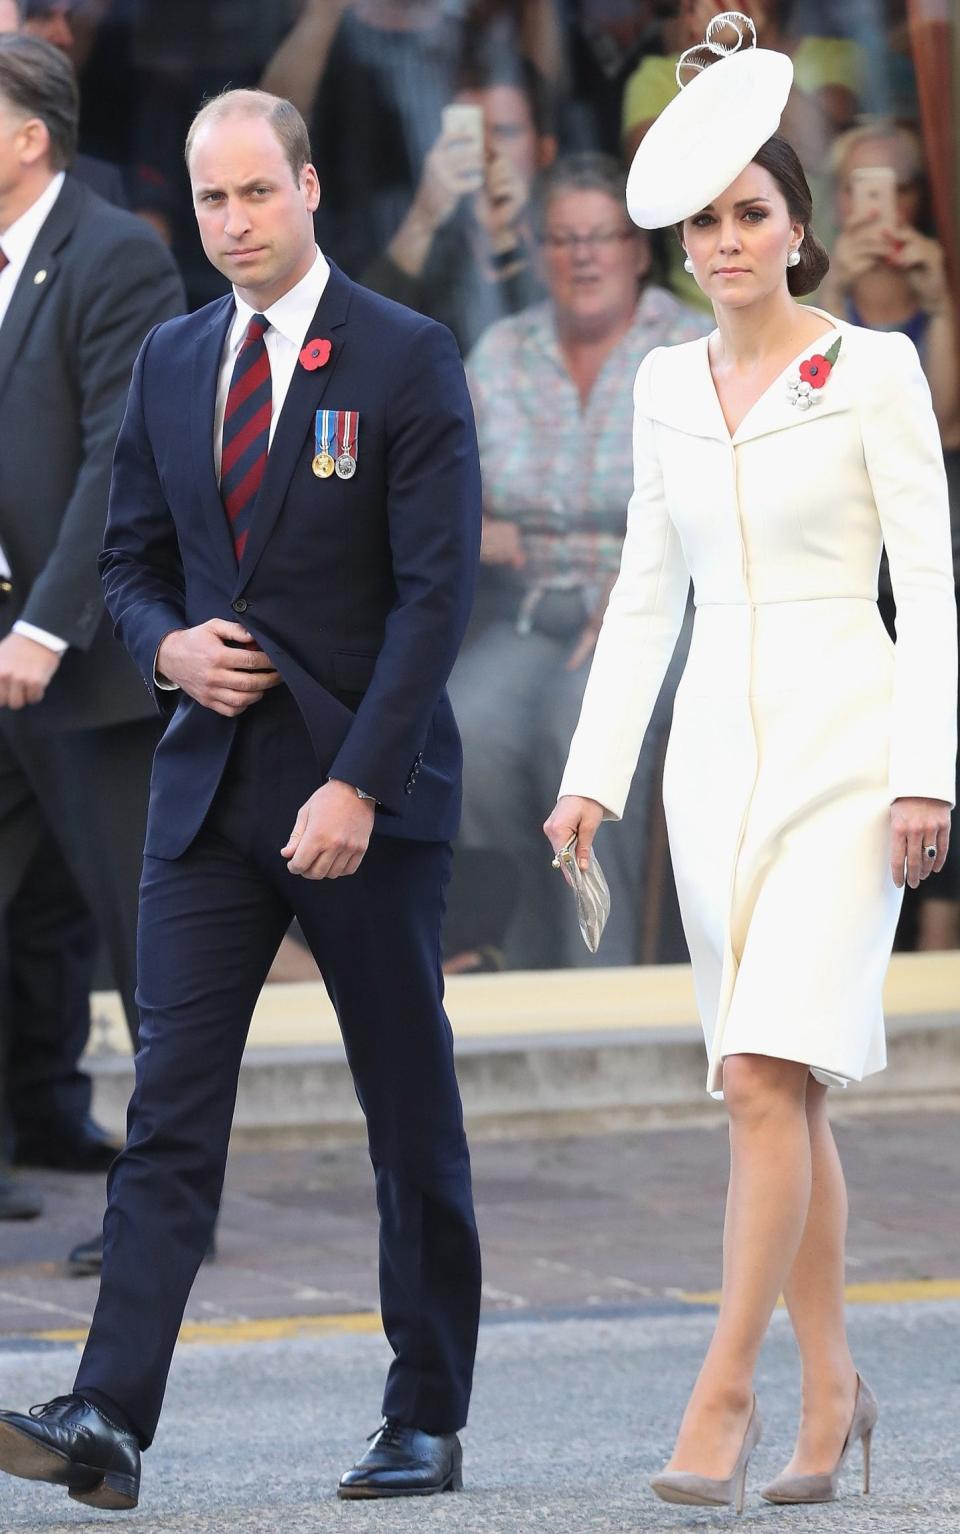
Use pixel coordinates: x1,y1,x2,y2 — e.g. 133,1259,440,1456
559,309,957,1096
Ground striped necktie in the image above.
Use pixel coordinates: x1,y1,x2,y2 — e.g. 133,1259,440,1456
220,312,272,563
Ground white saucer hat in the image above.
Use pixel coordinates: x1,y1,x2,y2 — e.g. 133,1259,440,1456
626,11,794,230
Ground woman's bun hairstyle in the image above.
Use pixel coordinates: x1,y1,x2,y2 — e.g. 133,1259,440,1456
752,134,830,297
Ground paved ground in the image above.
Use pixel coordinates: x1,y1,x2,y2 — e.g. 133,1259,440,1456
0,1302,958,1532
1,1110,958,1335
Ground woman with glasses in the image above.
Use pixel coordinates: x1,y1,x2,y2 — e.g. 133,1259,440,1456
448,153,709,970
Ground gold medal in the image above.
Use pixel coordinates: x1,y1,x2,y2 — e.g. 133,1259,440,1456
312,452,335,479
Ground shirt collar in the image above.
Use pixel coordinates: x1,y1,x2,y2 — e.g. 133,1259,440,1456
229,246,330,352
0,172,66,265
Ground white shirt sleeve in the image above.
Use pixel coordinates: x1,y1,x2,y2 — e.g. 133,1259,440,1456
12,620,68,655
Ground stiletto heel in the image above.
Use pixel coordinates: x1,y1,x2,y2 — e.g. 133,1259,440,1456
650,1398,761,1515
760,1374,878,1505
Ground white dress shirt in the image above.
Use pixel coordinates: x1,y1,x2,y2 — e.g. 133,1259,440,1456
0,171,70,655
213,245,331,477
155,247,331,693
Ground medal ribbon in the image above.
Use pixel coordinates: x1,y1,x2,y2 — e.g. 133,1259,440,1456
315,409,334,460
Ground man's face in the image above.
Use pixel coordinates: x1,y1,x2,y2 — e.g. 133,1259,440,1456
0,0,21,35
457,84,542,194
22,2,73,52
190,112,320,304
0,95,31,203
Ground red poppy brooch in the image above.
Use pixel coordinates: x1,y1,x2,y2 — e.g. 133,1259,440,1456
299,337,332,371
786,335,842,411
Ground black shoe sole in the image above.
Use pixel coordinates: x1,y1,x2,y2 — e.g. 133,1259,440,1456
0,1423,138,1509
337,1471,463,1500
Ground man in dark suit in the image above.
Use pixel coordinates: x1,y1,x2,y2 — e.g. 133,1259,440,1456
0,34,183,1218
0,86,483,1508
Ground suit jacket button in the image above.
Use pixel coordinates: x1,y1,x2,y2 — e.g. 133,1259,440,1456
232,598,248,614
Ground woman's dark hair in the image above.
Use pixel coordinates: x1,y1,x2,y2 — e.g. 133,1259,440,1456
676,133,830,298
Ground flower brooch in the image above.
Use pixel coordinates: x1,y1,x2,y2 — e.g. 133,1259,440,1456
299,337,331,371
786,335,842,411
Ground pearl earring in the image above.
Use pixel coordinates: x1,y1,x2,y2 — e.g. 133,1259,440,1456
787,248,801,268
683,256,694,274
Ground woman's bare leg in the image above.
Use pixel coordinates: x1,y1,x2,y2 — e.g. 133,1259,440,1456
778,1080,858,1473
665,1053,812,1477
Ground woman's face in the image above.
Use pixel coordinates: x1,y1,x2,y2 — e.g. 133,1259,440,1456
540,187,648,332
681,162,803,310
835,134,922,233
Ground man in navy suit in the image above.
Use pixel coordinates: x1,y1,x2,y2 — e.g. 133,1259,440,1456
0,87,482,1509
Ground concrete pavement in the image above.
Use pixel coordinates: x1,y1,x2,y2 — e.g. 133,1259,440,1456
0,1302,958,1532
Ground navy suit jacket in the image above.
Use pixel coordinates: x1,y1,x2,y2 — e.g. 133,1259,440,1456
99,262,482,859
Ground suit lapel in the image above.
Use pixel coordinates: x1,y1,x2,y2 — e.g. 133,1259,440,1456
236,263,353,589
190,296,236,571
0,176,81,410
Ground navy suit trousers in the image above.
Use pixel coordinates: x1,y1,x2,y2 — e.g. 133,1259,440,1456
74,687,481,1446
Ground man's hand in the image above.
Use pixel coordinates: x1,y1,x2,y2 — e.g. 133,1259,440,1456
281,779,376,880
544,793,605,873
480,516,526,568
0,632,62,709
411,128,485,235
475,151,528,256
157,619,282,717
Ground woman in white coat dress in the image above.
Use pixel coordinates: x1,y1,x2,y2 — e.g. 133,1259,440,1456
545,30,957,1518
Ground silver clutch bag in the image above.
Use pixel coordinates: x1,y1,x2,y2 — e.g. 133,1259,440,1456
551,834,611,954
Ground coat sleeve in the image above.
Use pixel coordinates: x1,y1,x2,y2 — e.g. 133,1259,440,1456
98,326,189,712
18,227,184,649
558,349,690,819
327,319,482,810
859,331,958,805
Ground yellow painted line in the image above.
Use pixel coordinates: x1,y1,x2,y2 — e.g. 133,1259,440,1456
681,1278,960,1307
22,1279,960,1348
29,1310,382,1347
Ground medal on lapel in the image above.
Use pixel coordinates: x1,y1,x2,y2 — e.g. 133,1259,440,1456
335,410,359,480
312,409,336,478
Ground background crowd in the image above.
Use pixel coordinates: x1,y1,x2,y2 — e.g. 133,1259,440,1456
1,0,958,1224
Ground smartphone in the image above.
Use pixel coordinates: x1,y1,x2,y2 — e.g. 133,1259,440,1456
442,103,484,165
849,165,896,227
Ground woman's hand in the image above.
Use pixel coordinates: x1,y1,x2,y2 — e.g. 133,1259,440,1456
544,794,605,872
480,516,526,568
890,796,951,889
830,211,891,292
883,227,950,315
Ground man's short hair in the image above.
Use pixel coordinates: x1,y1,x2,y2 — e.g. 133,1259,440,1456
185,89,312,183
0,31,77,170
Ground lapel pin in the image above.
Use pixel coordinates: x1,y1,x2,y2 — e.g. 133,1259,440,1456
33,269,47,285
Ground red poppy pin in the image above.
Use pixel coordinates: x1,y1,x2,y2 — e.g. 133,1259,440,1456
786,335,842,411
299,337,332,371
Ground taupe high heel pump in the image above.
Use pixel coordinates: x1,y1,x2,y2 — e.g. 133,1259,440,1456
760,1374,878,1504
650,1398,761,1516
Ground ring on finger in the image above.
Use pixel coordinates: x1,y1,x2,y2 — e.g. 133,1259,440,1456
924,843,938,860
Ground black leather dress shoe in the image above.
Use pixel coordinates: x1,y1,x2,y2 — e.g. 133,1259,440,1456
68,1227,217,1277
0,1175,43,1221
0,1394,140,1509
14,1118,121,1174
338,1420,463,1499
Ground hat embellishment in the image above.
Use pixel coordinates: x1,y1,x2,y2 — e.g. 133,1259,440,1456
676,11,757,90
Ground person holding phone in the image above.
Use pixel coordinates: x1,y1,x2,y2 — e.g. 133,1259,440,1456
820,119,960,952
361,54,558,355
